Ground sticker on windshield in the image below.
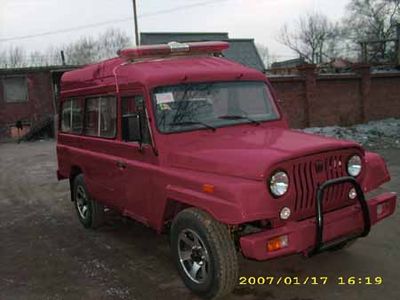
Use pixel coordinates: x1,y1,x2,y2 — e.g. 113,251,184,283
156,92,174,104
159,103,171,110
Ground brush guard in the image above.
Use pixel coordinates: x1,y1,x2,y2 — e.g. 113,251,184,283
308,176,371,256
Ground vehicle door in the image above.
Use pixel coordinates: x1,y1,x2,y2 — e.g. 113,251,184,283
117,91,158,224
79,95,126,211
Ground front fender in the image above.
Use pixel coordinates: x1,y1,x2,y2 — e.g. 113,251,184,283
362,151,391,193
165,184,245,224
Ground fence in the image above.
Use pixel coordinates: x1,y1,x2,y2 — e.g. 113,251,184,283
269,64,400,128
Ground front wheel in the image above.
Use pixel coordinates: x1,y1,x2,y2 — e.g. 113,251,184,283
170,208,238,299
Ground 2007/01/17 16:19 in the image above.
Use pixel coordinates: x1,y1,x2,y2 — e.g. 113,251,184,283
239,276,383,286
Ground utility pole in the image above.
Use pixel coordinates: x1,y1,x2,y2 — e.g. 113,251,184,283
132,0,140,46
360,42,368,63
60,50,66,66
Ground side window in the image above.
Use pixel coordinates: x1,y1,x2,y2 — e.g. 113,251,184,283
61,98,83,133
121,95,150,144
84,96,117,138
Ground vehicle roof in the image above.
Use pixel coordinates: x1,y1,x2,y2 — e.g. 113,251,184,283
60,55,266,95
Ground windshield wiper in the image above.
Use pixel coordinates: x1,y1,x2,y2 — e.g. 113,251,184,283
218,115,261,125
170,121,216,131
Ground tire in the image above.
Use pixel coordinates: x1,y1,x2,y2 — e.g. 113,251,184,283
72,174,105,229
170,208,238,299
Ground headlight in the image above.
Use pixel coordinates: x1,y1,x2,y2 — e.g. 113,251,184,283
347,155,362,177
270,171,289,197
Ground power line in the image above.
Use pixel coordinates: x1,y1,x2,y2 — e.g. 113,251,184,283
139,0,230,18
0,0,231,43
0,19,131,42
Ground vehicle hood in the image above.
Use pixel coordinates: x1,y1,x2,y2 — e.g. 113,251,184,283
166,127,361,181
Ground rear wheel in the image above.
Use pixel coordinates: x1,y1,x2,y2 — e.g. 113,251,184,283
72,174,105,229
170,208,238,299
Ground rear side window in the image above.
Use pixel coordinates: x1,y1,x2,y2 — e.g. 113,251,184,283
61,99,83,133
84,96,117,138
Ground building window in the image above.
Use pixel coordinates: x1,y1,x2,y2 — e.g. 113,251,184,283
3,76,28,103
61,99,83,133
84,96,116,138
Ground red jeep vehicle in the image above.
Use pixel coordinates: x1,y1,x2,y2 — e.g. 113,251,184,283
57,41,396,299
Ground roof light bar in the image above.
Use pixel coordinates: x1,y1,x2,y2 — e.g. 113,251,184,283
117,41,229,60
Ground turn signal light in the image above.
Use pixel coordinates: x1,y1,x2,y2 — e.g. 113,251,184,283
202,184,215,193
267,235,289,252
377,202,389,216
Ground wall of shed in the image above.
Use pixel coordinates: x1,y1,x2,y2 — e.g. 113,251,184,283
0,71,54,139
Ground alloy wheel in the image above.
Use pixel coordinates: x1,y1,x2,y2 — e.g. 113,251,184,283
177,229,210,284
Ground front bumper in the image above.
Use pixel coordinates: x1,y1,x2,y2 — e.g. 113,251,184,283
240,180,396,261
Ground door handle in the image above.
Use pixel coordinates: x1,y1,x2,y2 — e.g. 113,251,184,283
116,160,127,169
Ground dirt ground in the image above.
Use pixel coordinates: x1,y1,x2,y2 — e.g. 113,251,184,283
0,140,399,300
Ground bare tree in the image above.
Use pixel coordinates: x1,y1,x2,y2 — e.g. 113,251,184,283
64,28,131,65
256,43,271,68
28,50,53,67
0,28,131,68
0,46,28,68
45,46,64,65
64,36,97,65
344,0,400,62
278,13,340,64
95,28,131,60
0,49,7,68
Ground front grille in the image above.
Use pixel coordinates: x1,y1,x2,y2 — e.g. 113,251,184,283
290,152,353,219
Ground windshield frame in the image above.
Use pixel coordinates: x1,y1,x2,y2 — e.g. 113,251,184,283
150,80,281,134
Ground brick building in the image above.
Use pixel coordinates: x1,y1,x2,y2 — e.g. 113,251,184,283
0,66,75,139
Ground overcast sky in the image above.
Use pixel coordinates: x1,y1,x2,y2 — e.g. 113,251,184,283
0,0,350,60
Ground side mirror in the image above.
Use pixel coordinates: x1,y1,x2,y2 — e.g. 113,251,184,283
122,113,142,143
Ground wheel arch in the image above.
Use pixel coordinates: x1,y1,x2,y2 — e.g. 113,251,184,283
162,198,192,232
69,165,83,201
160,185,244,233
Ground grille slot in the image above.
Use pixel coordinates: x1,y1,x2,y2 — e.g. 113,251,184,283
292,153,351,218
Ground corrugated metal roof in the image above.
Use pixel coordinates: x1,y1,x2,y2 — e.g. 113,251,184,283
140,32,265,72
0,65,77,75
140,32,229,44
271,58,305,69
223,39,265,72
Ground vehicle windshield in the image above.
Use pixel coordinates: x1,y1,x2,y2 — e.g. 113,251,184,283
152,81,279,133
